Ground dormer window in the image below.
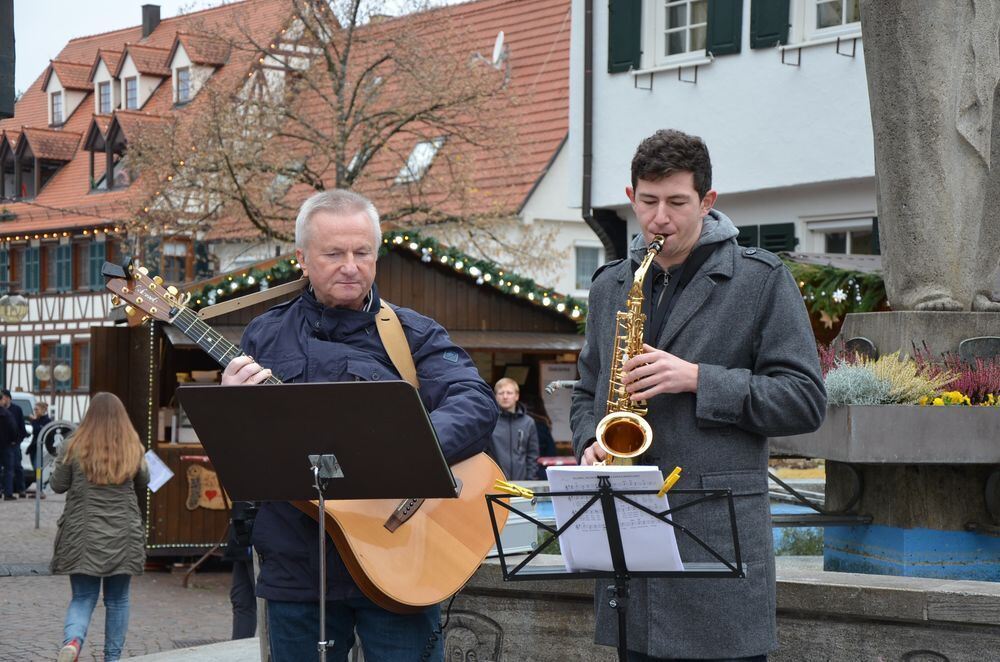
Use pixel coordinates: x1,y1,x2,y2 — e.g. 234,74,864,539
98,82,112,114
395,137,445,184
125,78,138,109
51,92,64,125
176,67,191,103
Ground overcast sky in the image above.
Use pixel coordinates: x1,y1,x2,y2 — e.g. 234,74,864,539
12,0,456,94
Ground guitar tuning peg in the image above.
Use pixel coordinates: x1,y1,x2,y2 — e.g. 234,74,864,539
138,267,149,276
167,286,179,296
111,295,121,306
153,276,163,286
125,305,136,317
141,315,150,323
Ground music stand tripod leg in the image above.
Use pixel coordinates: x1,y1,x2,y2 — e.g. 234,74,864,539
311,453,344,662
598,476,632,662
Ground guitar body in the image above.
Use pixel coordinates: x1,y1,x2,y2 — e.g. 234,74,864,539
294,452,509,613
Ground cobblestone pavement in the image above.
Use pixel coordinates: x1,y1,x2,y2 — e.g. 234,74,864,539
0,491,235,661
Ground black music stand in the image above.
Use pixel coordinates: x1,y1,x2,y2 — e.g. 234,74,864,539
177,381,459,662
486,477,745,662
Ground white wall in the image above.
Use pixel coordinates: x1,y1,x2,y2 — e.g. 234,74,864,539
119,56,162,110
169,46,215,103
92,59,120,113
569,0,875,213
212,240,293,275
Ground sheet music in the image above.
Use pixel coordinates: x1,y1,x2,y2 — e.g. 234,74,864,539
546,465,684,573
145,450,174,493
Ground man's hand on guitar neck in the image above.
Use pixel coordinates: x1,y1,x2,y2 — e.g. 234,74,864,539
222,355,273,385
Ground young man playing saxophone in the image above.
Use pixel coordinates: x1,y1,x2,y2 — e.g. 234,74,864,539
571,129,827,661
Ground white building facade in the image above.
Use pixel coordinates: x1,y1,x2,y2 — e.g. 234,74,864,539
568,0,878,257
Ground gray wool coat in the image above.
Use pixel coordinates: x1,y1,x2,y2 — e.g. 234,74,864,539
572,221,826,659
50,450,149,577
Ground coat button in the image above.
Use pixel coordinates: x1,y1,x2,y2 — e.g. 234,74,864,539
744,248,757,255
372,372,380,380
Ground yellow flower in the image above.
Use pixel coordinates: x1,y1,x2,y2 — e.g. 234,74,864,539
932,397,945,406
918,396,929,406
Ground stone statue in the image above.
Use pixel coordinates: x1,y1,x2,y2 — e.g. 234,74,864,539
861,0,1000,311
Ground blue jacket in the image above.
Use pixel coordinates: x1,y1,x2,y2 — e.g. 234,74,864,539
241,285,498,602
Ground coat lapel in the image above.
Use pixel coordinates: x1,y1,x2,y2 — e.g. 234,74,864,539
657,241,736,349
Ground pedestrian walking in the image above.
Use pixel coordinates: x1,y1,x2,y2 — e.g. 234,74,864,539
50,392,149,662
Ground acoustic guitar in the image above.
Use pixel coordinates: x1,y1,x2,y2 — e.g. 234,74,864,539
104,259,509,613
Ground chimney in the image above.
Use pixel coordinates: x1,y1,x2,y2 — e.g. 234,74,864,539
142,4,161,38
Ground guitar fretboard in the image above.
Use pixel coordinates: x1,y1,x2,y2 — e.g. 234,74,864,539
171,306,283,385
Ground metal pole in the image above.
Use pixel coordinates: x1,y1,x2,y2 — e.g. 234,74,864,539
314,463,329,662
34,353,61,529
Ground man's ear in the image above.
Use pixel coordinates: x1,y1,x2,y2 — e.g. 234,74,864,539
295,248,307,278
701,189,718,214
625,186,636,205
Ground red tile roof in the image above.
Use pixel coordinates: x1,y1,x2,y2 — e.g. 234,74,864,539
169,33,231,67
42,61,94,92
0,0,293,237
18,128,82,161
114,44,172,78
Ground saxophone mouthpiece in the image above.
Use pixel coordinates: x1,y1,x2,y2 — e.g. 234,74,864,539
650,235,665,253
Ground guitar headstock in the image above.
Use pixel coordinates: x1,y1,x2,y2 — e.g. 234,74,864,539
103,259,191,325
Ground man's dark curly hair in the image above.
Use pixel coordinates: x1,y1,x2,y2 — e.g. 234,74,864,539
630,129,713,199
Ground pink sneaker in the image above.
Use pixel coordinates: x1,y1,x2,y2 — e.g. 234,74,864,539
57,638,81,662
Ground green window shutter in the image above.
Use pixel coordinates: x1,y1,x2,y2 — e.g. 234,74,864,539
0,343,5,390
750,0,789,49
759,222,797,252
706,0,743,56
736,225,759,247
88,242,106,290
24,246,40,293
56,244,72,292
871,216,881,255
608,0,642,73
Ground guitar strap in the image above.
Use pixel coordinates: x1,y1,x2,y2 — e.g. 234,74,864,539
375,300,419,389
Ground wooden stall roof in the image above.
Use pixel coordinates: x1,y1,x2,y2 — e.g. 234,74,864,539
181,246,581,349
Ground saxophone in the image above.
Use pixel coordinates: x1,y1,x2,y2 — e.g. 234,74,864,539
594,235,665,465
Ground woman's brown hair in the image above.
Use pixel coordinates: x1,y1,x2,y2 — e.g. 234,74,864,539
64,392,144,485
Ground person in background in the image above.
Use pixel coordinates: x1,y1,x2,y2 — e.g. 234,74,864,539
0,397,17,501
0,389,27,497
224,501,258,640
25,402,53,496
488,378,540,481
50,392,148,662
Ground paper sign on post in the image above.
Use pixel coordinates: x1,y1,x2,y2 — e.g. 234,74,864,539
545,465,684,573
145,450,174,493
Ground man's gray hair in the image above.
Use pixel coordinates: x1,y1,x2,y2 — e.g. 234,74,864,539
294,190,382,250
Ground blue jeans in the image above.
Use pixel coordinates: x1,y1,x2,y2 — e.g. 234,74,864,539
267,596,443,662
64,574,132,662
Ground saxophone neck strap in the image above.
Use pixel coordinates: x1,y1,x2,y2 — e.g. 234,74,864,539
375,301,420,389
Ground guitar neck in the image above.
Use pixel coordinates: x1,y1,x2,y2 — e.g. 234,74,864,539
170,306,283,385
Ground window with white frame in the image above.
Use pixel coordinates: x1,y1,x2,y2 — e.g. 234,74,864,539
806,217,876,255
98,82,112,114
655,0,708,63
801,0,861,41
395,137,445,184
51,92,63,125
575,245,603,291
125,77,138,109
176,67,191,103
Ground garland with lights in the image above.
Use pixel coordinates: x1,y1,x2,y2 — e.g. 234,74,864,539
186,230,588,323
783,258,888,326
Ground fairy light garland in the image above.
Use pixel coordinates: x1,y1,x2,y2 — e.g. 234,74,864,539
186,231,587,322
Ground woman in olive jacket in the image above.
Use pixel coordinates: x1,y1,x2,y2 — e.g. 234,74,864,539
50,392,149,662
